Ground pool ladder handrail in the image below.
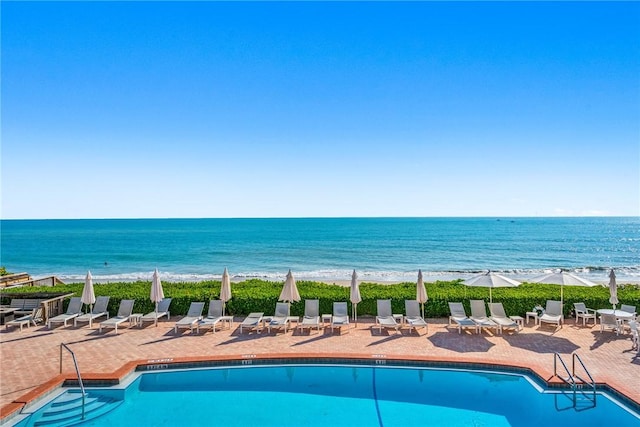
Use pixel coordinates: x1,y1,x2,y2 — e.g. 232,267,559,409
60,343,86,420
553,352,575,386
571,353,596,397
553,352,596,410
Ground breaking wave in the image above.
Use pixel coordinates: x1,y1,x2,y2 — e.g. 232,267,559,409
55,266,640,285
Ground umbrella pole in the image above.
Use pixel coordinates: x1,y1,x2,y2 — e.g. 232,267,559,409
489,288,492,304
155,301,159,327
561,285,565,321
421,302,424,319
222,302,226,317
355,304,358,326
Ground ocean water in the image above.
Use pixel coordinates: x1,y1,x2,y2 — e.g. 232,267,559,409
0,217,638,284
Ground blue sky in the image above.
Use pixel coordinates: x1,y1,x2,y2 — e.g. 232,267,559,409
2,1,639,219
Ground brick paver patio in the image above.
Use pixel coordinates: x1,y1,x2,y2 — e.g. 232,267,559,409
1,316,638,421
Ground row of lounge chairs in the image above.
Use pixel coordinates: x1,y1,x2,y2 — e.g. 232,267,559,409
6,296,173,333
175,300,236,334
238,299,429,335
373,300,428,334
2,297,502,336
179,301,304,335
448,301,521,334
169,299,429,336
9,296,636,339
448,300,638,335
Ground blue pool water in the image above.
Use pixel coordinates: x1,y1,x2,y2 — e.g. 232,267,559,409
13,365,639,427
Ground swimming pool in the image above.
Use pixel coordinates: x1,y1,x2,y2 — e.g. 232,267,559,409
11,363,640,427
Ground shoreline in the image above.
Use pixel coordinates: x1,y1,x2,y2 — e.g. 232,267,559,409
44,276,640,287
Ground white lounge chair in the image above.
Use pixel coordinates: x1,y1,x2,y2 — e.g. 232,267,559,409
74,296,111,328
13,299,42,317
600,313,622,335
330,302,349,333
297,299,321,332
173,302,205,334
620,304,637,316
404,300,428,334
268,302,291,333
629,321,639,353
488,302,519,334
141,298,172,327
240,312,263,333
539,300,563,327
99,299,135,333
6,307,44,331
375,299,400,334
573,302,596,326
470,300,499,334
620,304,637,332
448,302,478,334
47,297,83,329
197,300,232,334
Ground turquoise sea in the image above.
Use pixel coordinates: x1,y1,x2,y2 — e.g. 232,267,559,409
0,217,638,284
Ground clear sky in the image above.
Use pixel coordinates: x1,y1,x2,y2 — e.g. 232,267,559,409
2,1,639,219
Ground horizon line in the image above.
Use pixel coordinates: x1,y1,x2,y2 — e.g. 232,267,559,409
1,215,638,221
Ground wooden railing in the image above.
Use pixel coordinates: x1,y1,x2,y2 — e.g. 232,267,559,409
0,273,32,288
0,293,75,321
41,293,76,320
6,276,66,288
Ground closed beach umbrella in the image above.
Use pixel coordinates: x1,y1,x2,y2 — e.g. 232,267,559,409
279,270,301,305
416,269,428,318
150,269,165,325
463,271,521,304
531,270,598,307
608,269,619,310
350,270,361,324
220,267,232,316
81,270,96,313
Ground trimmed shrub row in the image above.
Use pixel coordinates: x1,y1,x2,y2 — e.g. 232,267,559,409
1,279,638,319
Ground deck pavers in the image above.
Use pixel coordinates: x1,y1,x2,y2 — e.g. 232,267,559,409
1,316,638,419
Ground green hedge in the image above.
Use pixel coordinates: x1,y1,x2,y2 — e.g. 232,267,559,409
1,279,638,319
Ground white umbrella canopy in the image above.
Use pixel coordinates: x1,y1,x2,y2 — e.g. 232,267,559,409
220,267,232,316
279,270,301,304
416,269,428,318
463,271,521,303
531,270,598,306
150,269,165,325
150,269,165,303
350,270,361,323
608,269,619,310
81,270,96,313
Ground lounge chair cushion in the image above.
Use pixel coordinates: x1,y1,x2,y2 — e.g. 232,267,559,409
331,302,349,332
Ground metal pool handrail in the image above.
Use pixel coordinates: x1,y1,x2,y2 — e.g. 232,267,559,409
553,352,575,386
572,353,596,399
553,352,597,411
60,343,86,420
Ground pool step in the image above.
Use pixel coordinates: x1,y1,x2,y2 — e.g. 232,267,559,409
573,391,596,411
32,391,122,427
49,391,86,407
